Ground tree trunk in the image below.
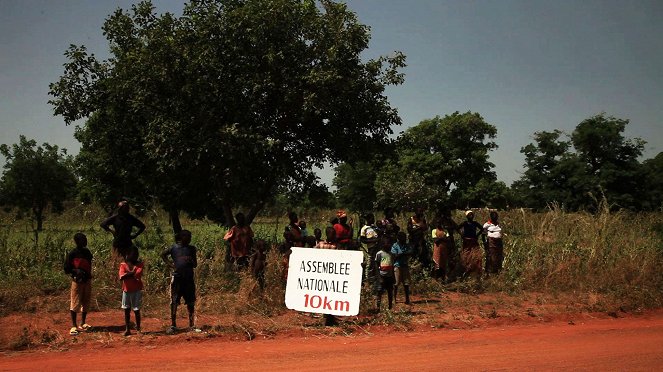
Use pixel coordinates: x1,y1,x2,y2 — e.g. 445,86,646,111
169,209,182,235
222,202,235,228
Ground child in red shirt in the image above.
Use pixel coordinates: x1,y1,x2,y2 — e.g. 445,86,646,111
119,246,143,336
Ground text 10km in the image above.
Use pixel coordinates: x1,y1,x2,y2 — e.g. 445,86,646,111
303,294,350,312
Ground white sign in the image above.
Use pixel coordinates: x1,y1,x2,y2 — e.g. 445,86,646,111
285,247,364,316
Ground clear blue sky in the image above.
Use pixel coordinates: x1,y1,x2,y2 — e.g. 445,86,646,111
1,0,662,187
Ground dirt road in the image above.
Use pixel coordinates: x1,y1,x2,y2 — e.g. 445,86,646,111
2,311,663,371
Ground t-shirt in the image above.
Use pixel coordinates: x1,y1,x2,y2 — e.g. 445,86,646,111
64,247,93,282
375,250,394,277
360,224,379,251
459,220,483,239
333,223,352,244
391,242,410,267
483,221,502,239
119,261,144,292
100,214,146,248
165,243,197,280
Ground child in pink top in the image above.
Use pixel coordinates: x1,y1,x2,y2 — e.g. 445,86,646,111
119,246,144,336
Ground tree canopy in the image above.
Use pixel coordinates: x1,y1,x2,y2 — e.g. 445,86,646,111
512,114,648,210
374,111,502,211
49,0,405,228
0,136,77,231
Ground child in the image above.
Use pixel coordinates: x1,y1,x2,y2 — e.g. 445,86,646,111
391,231,411,305
375,237,395,311
63,232,93,336
161,230,199,334
249,240,267,291
119,246,143,336
313,228,322,246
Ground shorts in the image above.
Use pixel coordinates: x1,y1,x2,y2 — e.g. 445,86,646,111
70,280,92,313
170,275,196,305
377,274,395,293
121,290,143,310
394,266,411,285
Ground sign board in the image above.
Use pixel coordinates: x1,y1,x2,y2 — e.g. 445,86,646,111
285,247,364,316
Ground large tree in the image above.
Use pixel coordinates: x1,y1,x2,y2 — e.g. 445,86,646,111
513,114,645,210
0,136,77,231
374,111,500,211
49,0,405,229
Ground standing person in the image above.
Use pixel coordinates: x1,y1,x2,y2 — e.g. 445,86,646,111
360,213,380,287
438,209,460,281
223,212,254,269
375,237,395,311
458,210,485,278
315,227,338,326
161,230,199,334
249,240,267,291
391,231,411,305
483,211,504,274
119,246,143,336
283,212,303,249
333,210,353,250
431,219,451,281
100,200,146,259
379,207,400,245
282,212,303,282
64,232,93,336
313,228,323,246
407,208,429,269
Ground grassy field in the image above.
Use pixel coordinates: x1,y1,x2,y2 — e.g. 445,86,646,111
1,204,662,319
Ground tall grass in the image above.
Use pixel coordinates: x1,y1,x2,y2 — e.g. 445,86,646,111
0,204,661,317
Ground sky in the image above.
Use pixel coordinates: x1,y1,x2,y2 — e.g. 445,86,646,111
1,0,662,187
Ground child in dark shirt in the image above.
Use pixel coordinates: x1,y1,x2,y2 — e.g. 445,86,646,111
64,233,93,335
161,230,199,334
119,246,144,336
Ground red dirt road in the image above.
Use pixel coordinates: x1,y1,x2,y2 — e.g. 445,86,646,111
2,312,663,371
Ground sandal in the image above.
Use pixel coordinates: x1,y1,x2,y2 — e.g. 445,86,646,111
80,323,92,331
69,327,79,336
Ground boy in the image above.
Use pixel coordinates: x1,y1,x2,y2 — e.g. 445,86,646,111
375,237,395,311
119,246,143,336
391,231,411,305
161,230,199,334
64,232,93,335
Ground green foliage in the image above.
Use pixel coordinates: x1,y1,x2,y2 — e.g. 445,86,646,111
374,111,501,210
0,136,77,231
49,0,405,227
333,161,378,212
513,114,648,211
0,206,662,317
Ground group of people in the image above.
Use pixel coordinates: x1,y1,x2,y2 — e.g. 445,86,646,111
63,201,504,335
65,201,200,336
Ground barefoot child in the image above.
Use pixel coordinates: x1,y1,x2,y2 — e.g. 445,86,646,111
119,246,143,336
161,230,199,334
375,238,395,311
391,231,411,305
64,233,93,335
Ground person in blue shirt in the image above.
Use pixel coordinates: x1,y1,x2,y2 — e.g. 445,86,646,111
391,231,411,305
161,230,199,334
